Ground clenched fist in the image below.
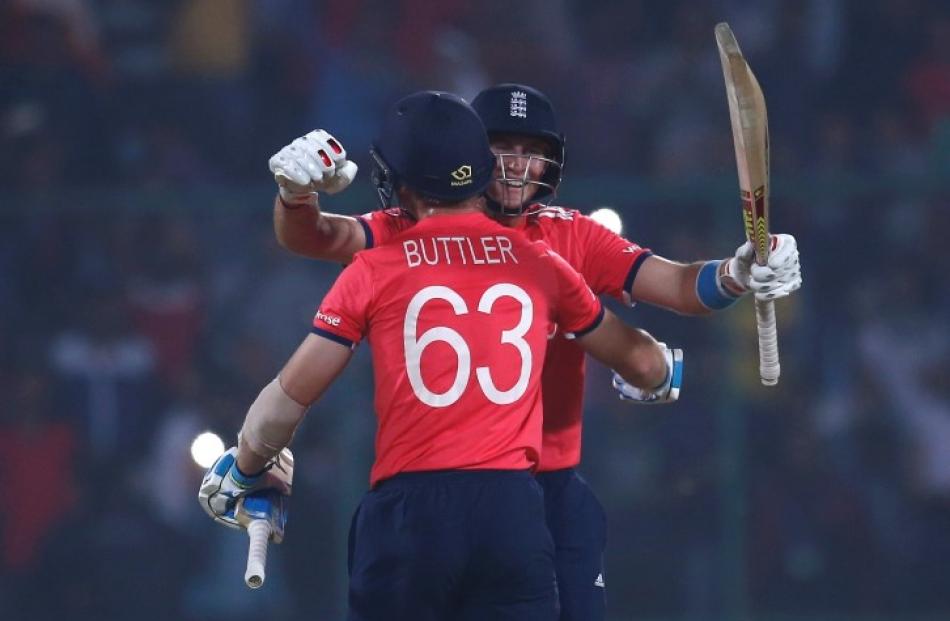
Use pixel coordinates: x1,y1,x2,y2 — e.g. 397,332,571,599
269,130,359,206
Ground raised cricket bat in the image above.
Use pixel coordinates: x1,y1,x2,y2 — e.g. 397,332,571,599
715,22,780,386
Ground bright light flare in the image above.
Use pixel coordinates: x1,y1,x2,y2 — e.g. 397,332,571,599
191,431,225,468
589,207,623,235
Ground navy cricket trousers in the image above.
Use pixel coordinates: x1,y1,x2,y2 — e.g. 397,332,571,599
347,469,559,621
537,468,608,621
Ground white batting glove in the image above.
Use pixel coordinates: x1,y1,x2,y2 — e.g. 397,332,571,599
719,233,802,301
612,344,684,405
198,447,294,529
268,130,359,206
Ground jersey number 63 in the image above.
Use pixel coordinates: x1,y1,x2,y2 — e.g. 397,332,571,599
404,284,533,407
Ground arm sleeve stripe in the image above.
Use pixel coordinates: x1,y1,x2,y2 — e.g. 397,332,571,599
565,304,605,339
311,326,357,349
357,217,375,249
623,251,653,297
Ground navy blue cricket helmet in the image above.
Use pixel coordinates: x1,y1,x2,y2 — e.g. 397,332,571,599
370,91,496,208
472,83,565,214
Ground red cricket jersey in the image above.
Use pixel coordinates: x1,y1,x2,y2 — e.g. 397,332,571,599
316,211,604,486
358,205,652,471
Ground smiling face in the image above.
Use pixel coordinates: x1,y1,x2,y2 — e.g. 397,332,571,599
486,135,554,213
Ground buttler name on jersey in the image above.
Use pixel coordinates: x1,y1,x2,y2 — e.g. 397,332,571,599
402,235,519,268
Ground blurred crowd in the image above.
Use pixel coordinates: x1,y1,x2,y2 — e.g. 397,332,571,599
2,1,949,619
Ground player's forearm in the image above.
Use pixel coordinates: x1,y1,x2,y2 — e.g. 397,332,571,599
237,440,273,475
237,335,353,473
611,331,668,390
631,257,710,315
580,311,668,389
273,193,366,262
273,193,325,257
679,261,720,315
238,376,309,474
632,256,739,316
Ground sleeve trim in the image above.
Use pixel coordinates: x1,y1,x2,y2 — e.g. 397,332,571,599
357,216,375,249
311,327,357,349
623,251,653,300
564,304,605,340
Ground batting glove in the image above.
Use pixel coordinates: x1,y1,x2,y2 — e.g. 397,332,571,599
612,344,684,405
719,233,802,301
268,130,359,206
198,447,294,529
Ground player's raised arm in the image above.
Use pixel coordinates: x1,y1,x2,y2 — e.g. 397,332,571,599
269,130,368,263
629,234,801,316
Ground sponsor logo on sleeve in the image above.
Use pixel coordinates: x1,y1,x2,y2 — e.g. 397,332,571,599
315,310,341,327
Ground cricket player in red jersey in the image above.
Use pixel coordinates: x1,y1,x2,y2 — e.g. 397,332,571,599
266,84,799,620
202,91,683,621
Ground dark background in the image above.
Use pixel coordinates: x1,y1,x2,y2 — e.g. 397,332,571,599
2,1,949,619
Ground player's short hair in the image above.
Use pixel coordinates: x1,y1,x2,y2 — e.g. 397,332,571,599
371,91,496,209
472,83,565,215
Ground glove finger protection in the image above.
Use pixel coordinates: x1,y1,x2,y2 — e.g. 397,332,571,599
724,233,801,300
290,135,333,181
303,129,349,167
321,159,359,195
269,151,312,188
749,235,801,300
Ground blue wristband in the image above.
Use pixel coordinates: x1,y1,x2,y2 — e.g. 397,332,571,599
230,464,263,489
696,261,740,310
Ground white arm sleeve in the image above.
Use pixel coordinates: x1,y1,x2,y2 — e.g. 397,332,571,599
240,377,308,460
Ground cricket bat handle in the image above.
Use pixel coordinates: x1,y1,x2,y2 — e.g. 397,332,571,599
245,519,272,589
755,298,780,385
